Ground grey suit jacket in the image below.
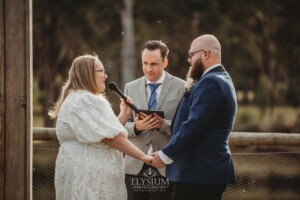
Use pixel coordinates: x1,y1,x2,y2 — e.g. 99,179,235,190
124,71,185,176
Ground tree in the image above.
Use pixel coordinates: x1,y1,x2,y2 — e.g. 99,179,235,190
33,0,300,127
120,0,136,87
33,0,123,126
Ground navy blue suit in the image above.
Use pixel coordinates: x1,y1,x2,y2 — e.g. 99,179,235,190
162,65,237,184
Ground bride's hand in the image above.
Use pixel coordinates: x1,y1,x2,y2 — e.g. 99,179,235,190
118,97,134,125
119,97,133,118
142,155,153,165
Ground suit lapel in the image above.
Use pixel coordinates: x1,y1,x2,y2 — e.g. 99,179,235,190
138,77,149,109
170,65,225,131
156,72,173,110
170,97,182,132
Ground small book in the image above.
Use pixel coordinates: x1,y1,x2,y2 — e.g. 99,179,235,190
137,110,165,118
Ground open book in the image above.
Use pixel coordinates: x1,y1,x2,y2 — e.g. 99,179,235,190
137,110,164,118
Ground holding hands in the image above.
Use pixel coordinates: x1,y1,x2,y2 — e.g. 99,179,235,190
141,151,166,169
142,154,154,165
150,151,166,169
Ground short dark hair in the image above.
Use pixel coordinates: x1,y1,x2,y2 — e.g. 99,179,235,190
141,40,169,60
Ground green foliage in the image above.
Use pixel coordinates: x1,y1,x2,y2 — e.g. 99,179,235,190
33,0,300,128
255,76,269,109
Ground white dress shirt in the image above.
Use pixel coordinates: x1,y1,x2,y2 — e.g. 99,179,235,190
145,71,166,154
145,71,166,101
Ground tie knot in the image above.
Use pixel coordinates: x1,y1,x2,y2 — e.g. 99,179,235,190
148,83,161,92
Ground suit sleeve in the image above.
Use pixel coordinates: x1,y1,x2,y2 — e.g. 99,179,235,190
162,77,224,161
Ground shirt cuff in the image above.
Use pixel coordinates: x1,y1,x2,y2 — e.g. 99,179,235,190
159,150,173,164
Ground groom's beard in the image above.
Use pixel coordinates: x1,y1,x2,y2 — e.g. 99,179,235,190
187,58,205,82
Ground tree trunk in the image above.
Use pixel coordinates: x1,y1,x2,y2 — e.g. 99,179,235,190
120,0,136,87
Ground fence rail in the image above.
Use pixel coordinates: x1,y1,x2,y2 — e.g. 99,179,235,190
33,127,300,146
32,128,300,200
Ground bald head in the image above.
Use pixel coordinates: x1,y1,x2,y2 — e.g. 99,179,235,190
190,34,221,53
189,34,222,66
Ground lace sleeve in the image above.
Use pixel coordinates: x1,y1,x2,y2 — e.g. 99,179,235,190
69,93,128,143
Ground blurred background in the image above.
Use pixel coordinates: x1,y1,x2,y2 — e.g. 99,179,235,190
33,0,300,132
31,1,300,199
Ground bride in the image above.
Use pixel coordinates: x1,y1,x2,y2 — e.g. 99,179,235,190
49,54,153,200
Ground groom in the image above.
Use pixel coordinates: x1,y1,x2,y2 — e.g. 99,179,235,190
151,34,237,200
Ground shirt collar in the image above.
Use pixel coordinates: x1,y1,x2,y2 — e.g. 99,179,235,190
146,71,166,84
201,64,222,77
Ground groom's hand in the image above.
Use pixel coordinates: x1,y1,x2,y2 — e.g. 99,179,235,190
150,151,166,169
143,155,153,165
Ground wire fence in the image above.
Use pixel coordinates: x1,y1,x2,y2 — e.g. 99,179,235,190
33,141,57,200
224,152,300,200
33,141,300,200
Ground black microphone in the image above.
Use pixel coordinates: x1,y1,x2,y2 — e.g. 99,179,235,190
108,82,139,113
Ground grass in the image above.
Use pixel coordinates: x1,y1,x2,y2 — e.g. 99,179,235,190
234,105,300,132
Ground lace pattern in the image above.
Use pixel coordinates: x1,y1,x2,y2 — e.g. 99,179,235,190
55,90,127,200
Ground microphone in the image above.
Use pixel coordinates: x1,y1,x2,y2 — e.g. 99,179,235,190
108,82,139,113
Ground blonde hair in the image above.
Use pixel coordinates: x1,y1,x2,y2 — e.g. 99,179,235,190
48,54,100,119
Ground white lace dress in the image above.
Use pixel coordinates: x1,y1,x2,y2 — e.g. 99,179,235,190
55,90,128,200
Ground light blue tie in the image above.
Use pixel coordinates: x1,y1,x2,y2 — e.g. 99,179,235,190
148,83,161,110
